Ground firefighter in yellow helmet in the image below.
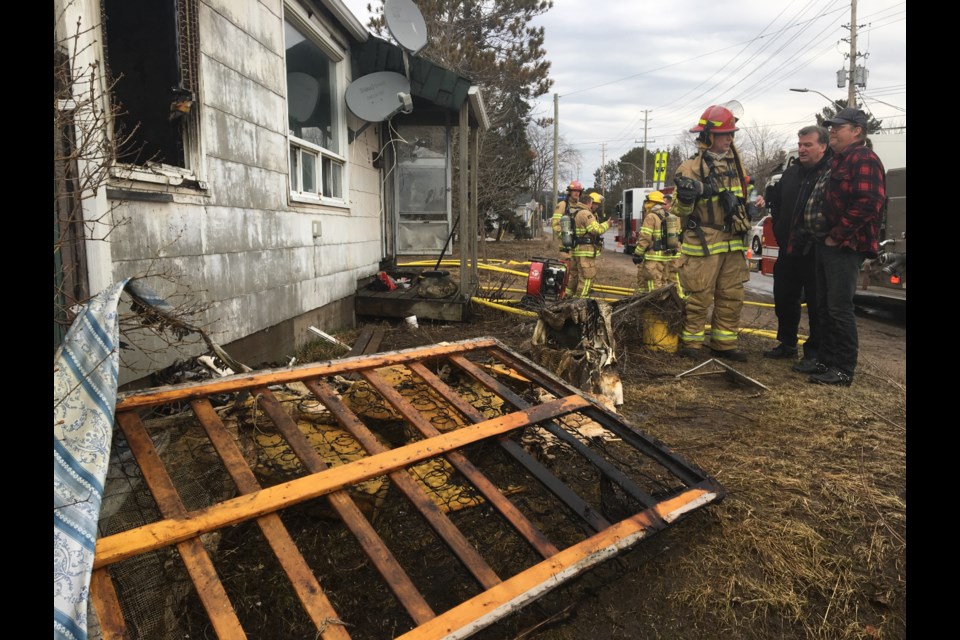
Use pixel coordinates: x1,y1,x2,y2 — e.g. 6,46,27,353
672,104,761,362
565,191,613,298
631,190,684,293
551,180,589,252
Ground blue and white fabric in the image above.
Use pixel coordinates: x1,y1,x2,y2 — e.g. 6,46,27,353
54,279,129,640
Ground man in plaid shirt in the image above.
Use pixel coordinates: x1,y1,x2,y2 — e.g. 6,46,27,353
807,107,886,386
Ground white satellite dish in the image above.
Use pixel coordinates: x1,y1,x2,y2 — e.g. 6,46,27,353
345,71,412,122
384,0,427,55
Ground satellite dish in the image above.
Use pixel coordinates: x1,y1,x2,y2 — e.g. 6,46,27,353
345,71,412,122
384,0,427,55
286,72,319,123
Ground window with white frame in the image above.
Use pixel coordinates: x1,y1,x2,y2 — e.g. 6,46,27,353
284,13,345,202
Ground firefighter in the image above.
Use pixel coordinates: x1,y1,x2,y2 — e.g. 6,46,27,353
631,190,683,293
551,180,588,250
566,191,613,298
672,104,763,362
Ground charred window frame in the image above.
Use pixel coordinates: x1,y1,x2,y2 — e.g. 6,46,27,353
284,8,346,204
102,0,200,175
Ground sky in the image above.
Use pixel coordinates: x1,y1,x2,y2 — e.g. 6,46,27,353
340,0,906,185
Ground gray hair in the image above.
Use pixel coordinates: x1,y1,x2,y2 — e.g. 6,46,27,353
798,125,829,145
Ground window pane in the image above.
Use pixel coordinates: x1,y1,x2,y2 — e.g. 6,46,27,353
302,151,317,194
284,19,337,153
289,146,299,191
322,157,342,199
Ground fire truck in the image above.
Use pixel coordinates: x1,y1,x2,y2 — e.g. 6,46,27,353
614,186,675,255
759,133,905,310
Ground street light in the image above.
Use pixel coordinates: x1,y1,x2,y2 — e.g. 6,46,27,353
620,162,646,187
789,88,846,110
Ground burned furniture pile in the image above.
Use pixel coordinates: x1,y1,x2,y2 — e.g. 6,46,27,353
91,338,723,639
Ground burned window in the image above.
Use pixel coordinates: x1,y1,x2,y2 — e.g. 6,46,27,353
102,0,199,169
284,12,345,202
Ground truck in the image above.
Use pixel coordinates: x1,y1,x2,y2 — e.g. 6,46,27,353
615,186,675,255
758,133,906,310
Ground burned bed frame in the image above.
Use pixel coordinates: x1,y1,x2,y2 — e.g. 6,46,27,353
91,337,724,639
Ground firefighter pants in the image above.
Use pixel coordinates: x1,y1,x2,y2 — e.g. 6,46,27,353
566,255,598,298
635,257,683,293
678,250,748,351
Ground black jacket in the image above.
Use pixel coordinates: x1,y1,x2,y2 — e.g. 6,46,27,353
766,152,831,253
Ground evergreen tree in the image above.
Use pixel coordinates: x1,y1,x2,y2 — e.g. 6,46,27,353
816,99,883,133
365,1,554,214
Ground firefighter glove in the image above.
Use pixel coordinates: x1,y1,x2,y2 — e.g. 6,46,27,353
675,176,703,205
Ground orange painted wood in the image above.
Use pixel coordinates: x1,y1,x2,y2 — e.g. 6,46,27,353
115,339,500,411
361,366,559,558
303,378,502,590
190,399,351,640
395,488,717,640
95,395,588,570
252,386,436,625
88,568,130,640
114,411,247,639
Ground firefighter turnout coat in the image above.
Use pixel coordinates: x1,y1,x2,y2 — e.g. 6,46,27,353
633,202,682,293
566,207,612,298
673,149,750,351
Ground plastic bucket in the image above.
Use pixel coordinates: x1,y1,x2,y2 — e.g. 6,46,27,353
641,310,678,352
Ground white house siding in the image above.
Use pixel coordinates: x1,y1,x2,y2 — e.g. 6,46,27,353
104,0,384,385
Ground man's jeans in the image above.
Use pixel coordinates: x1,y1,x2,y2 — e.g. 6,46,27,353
813,242,864,376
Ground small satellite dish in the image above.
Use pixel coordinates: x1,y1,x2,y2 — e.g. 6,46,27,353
384,0,427,55
345,71,412,122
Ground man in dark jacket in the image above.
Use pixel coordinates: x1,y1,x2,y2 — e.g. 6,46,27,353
806,108,886,386
763,125,830,369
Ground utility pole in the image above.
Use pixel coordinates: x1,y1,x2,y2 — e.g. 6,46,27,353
552,93,558,215
600,142,606,199
636,110,654,188
848,0,857,107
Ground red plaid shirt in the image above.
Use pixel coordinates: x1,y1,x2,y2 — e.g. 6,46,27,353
824,140,886,257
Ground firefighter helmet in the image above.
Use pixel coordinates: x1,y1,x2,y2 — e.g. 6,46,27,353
646,191,665,204
690,105,738,133
566,180,584,192
588,192,604,204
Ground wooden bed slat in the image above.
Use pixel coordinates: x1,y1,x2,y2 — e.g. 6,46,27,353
115,412,247,639
190,398,351,639
96,395,588,570
253,386,437,625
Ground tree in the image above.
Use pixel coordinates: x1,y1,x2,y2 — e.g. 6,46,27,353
737,120,790,192
816,99,883,133
365,1,555,215
527,122,580,209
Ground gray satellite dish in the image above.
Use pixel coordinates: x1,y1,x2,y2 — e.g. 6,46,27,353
384,0,427,55
345,71,412,122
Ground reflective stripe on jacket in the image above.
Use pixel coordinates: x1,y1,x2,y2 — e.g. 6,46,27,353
571,208,611,257
674,150,747,256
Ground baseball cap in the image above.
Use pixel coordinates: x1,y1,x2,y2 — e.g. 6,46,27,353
823,107,868,128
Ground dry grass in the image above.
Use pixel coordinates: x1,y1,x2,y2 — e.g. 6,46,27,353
284,234,907,640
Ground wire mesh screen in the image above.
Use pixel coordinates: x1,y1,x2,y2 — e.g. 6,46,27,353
90,338,723,640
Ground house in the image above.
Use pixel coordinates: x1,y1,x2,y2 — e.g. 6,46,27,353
54,0,488,385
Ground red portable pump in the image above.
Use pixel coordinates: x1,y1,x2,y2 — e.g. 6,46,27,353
526,257,569,302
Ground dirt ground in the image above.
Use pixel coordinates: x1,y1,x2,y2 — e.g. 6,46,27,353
341,233,907,640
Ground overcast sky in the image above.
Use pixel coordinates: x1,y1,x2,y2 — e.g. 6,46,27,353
341,0,906,184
